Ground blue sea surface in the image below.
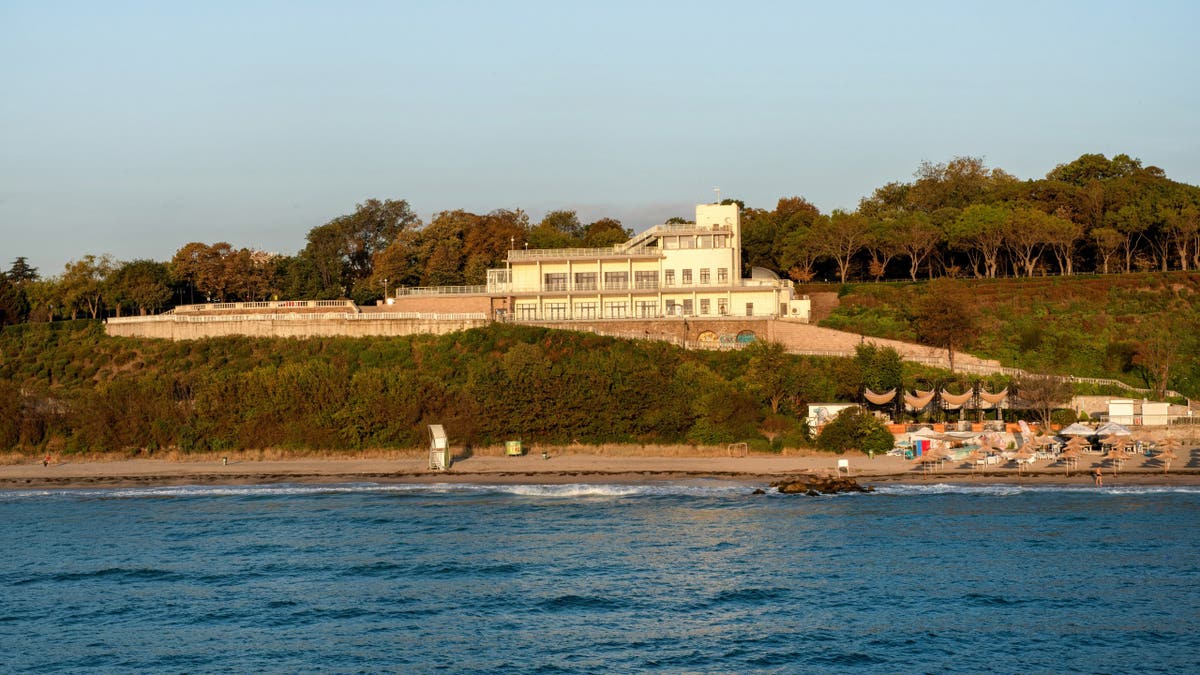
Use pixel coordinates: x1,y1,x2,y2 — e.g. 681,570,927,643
1,481,1198,673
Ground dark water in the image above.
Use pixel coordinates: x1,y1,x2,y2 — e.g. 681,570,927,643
2,482,1198,673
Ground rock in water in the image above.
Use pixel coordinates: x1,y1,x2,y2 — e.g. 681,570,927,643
769,475,873,495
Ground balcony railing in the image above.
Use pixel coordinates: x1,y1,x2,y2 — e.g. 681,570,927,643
508,245,662,261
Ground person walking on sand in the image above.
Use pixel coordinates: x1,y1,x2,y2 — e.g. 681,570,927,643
42,454,50,467
1093,468,1103,486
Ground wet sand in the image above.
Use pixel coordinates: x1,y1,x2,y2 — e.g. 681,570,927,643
3,451,1197,490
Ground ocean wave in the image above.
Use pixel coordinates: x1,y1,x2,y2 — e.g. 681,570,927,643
0,480,756,502
871,483,1200,496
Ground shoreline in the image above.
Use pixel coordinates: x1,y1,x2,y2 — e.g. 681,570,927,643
3,452,1197,490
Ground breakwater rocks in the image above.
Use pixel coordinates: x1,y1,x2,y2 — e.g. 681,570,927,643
768,475,874,496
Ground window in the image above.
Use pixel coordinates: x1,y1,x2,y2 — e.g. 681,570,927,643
545,303,568,319
714,234,727,247
665,300,678,315
718,268,728,283
574,272,596,290
636,300,658,317
576,302,597,318
682,299,693,315
682,269,692,285
543,273,567,291
664,270,675,286
745,302,754,316
604,271,629,290
680,237,694,249
634,271,658,289
718,298,729,315
700,299,710,315
605,301,627,318
517,304,538,320
700,268,710,284
663,237,678,249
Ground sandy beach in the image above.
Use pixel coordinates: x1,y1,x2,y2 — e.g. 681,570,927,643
2,449,1197,490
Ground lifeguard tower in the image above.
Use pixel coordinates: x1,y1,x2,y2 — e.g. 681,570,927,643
428,424,451,471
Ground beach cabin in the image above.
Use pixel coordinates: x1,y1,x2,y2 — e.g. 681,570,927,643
428,424,451,471
1108,399,1135,426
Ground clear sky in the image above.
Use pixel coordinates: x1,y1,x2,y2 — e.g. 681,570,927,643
3,0,1198,276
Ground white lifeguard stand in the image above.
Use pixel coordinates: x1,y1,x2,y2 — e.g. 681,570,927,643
428,424,451,471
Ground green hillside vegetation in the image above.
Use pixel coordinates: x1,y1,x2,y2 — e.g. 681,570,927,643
816,271,1200,398
1,322,892,455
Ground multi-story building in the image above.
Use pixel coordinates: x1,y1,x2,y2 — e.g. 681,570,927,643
484,203,810,322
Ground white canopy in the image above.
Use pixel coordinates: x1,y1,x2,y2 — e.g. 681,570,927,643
1059,422,1096,437
1095,422,1132,436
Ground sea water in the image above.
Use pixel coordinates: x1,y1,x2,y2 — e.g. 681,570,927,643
1,482,1198,673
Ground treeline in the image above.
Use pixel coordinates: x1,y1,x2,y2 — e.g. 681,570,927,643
2,153,1198,325
0,322,1008,455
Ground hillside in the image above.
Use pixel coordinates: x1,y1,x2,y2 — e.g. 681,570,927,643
806,272,1200,398
0,322,866,455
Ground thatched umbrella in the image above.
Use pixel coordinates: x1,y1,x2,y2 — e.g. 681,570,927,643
1058,446,1081,477
1104,446,1129,475
1100,433,1124,450
1064,435,1092,454
1156,437,1182,474
911,452,939,476
965,448,989,473
1014,442,1038,476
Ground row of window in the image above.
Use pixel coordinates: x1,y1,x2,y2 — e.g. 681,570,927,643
515,299,753,320
542,268,729,291
661,234,728,249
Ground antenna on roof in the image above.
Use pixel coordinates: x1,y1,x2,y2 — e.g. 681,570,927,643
713,187,721,203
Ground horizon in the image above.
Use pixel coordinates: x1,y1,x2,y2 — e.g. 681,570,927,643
3,1,1199,276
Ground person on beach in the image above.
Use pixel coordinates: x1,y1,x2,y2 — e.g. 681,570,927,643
42,454,50,467
1093,468,1103,486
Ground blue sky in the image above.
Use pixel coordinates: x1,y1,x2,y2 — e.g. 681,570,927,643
3,0,1198,276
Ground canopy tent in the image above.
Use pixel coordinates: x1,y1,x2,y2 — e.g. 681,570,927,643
864,388,897,405
905,389,936,411
940,389,974,409
1095,422,1132,437
1059,422,1097,437
978,388,1008,407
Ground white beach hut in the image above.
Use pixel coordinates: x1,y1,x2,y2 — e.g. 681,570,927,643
428,424,451,471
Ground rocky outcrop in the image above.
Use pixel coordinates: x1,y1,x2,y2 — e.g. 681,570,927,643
770,475,874,495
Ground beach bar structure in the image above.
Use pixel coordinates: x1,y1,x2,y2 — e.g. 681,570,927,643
428,424,451,471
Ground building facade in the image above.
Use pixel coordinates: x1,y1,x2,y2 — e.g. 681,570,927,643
483,203,810,322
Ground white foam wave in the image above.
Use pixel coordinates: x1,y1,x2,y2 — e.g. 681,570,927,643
871,482,1200,496
0,480,755,502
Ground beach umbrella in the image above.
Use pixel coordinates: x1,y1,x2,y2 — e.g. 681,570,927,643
1104,446,1128,475
1064,435,1092,453
1100,434,1129,452
1058,446,1081,477
964,448,988,473
1156,437,1182,474
1014,443,1037,476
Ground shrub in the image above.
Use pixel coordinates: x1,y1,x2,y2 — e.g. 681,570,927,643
816,407,893,455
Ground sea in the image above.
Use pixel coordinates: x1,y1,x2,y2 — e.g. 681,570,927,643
1,481,1198,674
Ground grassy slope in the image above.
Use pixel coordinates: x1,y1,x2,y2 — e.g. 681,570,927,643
809,272,1200,397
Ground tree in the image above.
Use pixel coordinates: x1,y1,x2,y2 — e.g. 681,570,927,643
816,407,893,455
912,279,979,372
855,343,903,395
107,259,171,316
743,341,791,414
780,226,822,283
1047,152,1142,186
947,204,1008,278
303,198,420,298
7,257,39,285
1043,211,1084,275
582,217,631,247
865,217,905,280
527,210,582,249
1013,374,1074,428
1006,206,1054,277
60,254,115,318
0,274,29,325
816,210,869,283
893,212,941,281
1091,227,1123,274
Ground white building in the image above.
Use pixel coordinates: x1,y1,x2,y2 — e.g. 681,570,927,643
486,203,810,322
